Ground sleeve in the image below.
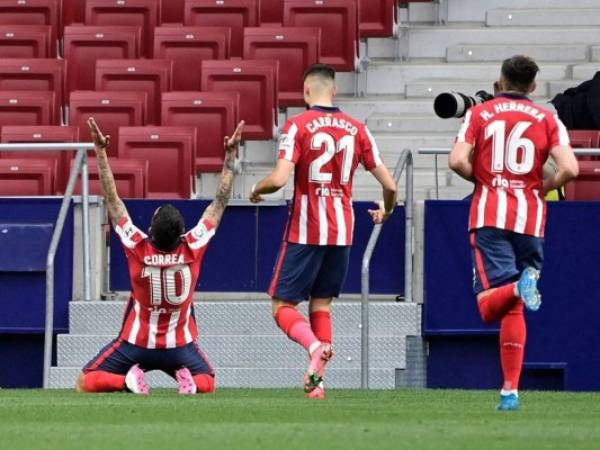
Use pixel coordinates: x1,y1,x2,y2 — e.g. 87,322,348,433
360,125,384,171
549,114,571,148
114,215,147,251
456,109,479,145
277,119,302,164
184,217,217,252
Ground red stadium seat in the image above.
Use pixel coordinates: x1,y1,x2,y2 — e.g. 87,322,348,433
0,125,78,193
69,91,148,158
64,25,141,94
95,59,173,125
153,26,230,91
360,0,396,38
243,27,319,107
74,158,149,198
568,130,600,148
0,0,60,47
260,0,284,25
184,0,258,58
0,158,56,195
0,90,56,127
162,0,185,24
62,0,86,26
0,25,52,58
284,0,358,71
201,59,278,140
85,0,161,57
0,58,65,122
566,161,600,201
161,91,239,172
118,126,196,199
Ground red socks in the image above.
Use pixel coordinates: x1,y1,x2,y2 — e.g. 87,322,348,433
478,283,519,323
193,374,216,393
82,371,126,392
274,306,319,352
310,311,332,344
500,302,527,391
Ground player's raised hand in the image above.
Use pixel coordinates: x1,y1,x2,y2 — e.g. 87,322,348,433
368,201,392,225
224,120,245,154
87,117,110,151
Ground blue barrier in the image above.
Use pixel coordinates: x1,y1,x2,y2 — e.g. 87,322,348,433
110,200,406,295
424,200,600,391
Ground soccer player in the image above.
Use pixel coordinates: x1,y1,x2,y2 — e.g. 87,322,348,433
249,64,398,398
75,117,244,395
448,55,579,410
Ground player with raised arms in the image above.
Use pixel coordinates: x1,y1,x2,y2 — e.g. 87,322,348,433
250,64,398,398
75,117,244,395
448,55,578,410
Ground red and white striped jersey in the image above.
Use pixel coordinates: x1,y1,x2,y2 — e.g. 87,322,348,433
279,105,383,246
114,215,216,349
457,93,570,238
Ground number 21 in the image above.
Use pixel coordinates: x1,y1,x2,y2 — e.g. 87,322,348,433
310,133,355,184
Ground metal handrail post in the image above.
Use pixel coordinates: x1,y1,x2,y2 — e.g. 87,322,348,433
404,152,414,304
81,151,91,301
43,149,85,388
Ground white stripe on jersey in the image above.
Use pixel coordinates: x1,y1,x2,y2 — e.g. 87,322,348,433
188,220,216,250
128,301,141,344
281,123,299,161
165,310,180,349
554,114,570,146
496,188,507,229
457,110,472,143
318,197,328,245
333,197,347,246
533,189,543,237
299,195,308,244
183,307,193,343
364,126,383,167
147,311,160,349
514,189,528,234
115,218,147,249
476,185,488,228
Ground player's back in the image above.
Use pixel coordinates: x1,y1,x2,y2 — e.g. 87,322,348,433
279,106,382,246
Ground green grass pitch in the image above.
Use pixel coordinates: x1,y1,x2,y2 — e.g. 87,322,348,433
1,389,600,450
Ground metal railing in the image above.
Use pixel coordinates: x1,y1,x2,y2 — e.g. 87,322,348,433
0,142,95,388
360,149,414,389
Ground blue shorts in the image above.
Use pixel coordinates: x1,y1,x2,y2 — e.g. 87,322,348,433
470,227,544,295
268,242,351,304
83,338,214,377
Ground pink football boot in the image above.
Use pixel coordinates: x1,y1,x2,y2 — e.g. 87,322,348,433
125,364,150,395
304,343,333,393
306,382,326,400
175,367,198,395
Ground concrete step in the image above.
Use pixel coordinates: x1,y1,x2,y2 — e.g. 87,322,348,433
366,114,462,133
592,46,600,62
427,186,474,200
548,80,585,98
56,334,407,369
68,301,420,336
571,64,600,81
447,44,589,63
335,97,434,121
486,8,600,27
374,133,455,170
48,366,398,389
405,79,549,98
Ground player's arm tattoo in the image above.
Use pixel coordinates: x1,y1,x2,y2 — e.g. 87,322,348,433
96,147,128,225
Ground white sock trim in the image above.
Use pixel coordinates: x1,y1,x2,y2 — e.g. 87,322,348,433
501,389,518,397
309,341,322,356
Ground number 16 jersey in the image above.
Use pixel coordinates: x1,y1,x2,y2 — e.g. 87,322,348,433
279,105,383,246
114,215,216,349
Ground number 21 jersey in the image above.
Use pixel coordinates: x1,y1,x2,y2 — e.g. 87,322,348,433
279,106,383,246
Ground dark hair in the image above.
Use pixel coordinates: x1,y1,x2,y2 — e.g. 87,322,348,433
150,204,185,251
501,55,540,93
303,63,336,82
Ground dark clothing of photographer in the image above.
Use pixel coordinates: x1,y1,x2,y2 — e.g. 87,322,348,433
551,71,600,130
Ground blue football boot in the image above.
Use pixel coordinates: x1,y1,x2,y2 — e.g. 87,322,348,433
516,267,541,311
497,393,520,411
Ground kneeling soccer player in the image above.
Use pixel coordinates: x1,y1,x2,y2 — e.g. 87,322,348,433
75,117,244,395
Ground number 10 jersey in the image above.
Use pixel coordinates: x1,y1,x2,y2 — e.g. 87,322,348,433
114,215,216,349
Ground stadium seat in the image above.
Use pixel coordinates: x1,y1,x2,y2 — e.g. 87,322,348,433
62,0,86,26
153,26,230,91
0,25,53,58
74,158,149,198
0,58,65,122
0,125,79,193
201,60,278,140
162,0,185,24
0,90,56,127
566,161,600,201
360,0,396,38
0,0,60,48
95,59,173,125
69,91,148,158
85,0,161,57
260,0,284,26
118,126,196,199
0,158,56,195
568,130,600,148
161,91,239,172
243,27,320,107
64,25,141,94
284,0,358,71
183,0,259,58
